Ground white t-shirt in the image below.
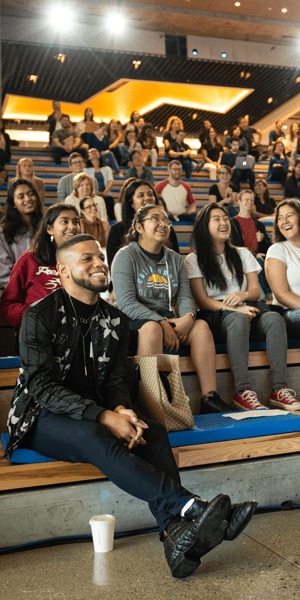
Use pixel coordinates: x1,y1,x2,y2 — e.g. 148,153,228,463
266,241,300,307
184,247,261,300
160,183,189,216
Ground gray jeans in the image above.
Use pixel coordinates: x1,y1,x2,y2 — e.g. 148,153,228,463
220,310,287,392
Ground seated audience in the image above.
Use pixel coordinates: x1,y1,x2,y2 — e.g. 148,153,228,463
79,196,110,246
0,179,43,295
51,114,87,164
85,148,115,221
169,130,203,179
107,179,178,269
57,152,98,202
119,130,142,167
86,124,122,175
0,119,11,167
221,138,255,192
6,234,256,580
107,119,123,166
154,160,197,222
137,123,159,167
75,107,98,138
10,157,45,204
113,177,137,223
198,119,212,148
284,123,299,157
238,116,262,162
65,173,108,222
208,165,238,217
125,150,154,185
269,120,285,147
112,203,231,413
46,100,62,144
291,136,300,167
126,110,140,133
0,204,80,329
184,203,300,412
284,159,300,199
201,127,223,180
224,125,248,154
265,199,300,339
163,116,184,158
252,179,276,218
267,140,289,186
230,189,271,297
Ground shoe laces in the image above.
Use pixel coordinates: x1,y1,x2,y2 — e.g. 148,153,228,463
239,389,262,409
274,387,296,403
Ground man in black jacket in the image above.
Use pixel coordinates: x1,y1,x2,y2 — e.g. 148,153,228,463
7,234,256,579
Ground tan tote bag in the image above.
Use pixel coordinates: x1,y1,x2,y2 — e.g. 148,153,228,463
129,354,194,431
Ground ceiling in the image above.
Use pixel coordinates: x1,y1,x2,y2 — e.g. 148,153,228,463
1,0,300,46
1,1,300,133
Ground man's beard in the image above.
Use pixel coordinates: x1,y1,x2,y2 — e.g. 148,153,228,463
70,274,108,294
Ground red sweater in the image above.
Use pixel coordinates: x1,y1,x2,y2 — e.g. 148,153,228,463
0,251,61,327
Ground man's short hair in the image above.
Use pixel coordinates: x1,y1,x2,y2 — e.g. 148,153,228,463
69,152,83,166
168,160,182,170
56,233,95,261
176,129,185,135
230,137,240,145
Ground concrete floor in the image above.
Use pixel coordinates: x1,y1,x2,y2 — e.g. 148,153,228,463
1,510,300,600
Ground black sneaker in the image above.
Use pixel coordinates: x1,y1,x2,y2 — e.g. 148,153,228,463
200,391,233,414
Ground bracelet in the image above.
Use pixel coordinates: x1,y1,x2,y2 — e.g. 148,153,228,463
186,312,196,321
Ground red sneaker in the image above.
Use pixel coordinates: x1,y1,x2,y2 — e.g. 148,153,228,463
234,389,266,410
269,387,300,411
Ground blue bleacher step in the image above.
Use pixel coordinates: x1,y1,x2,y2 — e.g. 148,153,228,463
168,412,300,447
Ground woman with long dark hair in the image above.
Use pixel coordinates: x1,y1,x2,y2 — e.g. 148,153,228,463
0,203,80,328
252,179,276,218
112,202,230,413
0,179,43,294
184,202,299,411
106,179,178,269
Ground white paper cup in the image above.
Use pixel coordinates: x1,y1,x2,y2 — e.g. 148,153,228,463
89,514,115,553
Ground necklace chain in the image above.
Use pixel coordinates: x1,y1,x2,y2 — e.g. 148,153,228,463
68,295,99,376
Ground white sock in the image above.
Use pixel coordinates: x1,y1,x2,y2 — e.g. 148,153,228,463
180,498,195,517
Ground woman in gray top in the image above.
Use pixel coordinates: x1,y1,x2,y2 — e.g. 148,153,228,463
112,203,231,413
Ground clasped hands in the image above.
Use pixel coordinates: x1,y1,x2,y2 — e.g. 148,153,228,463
160,314,194,351
99,406,148,449
222,293,259,320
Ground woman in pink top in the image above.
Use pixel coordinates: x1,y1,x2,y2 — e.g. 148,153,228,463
0,203,80,329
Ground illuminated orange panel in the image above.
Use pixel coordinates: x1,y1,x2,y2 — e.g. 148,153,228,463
3,80,253,123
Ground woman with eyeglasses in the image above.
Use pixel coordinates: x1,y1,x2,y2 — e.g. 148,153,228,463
112,202,230,412
106,179,178,269
79,196,110,247
265,199,300,339
208,165,238,217
65,172,108,222
184,202,300,412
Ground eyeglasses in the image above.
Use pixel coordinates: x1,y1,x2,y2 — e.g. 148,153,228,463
72,161,84,166
83,203,98,210
142,215,172,226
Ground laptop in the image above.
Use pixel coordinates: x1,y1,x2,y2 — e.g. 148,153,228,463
235,154,255,169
